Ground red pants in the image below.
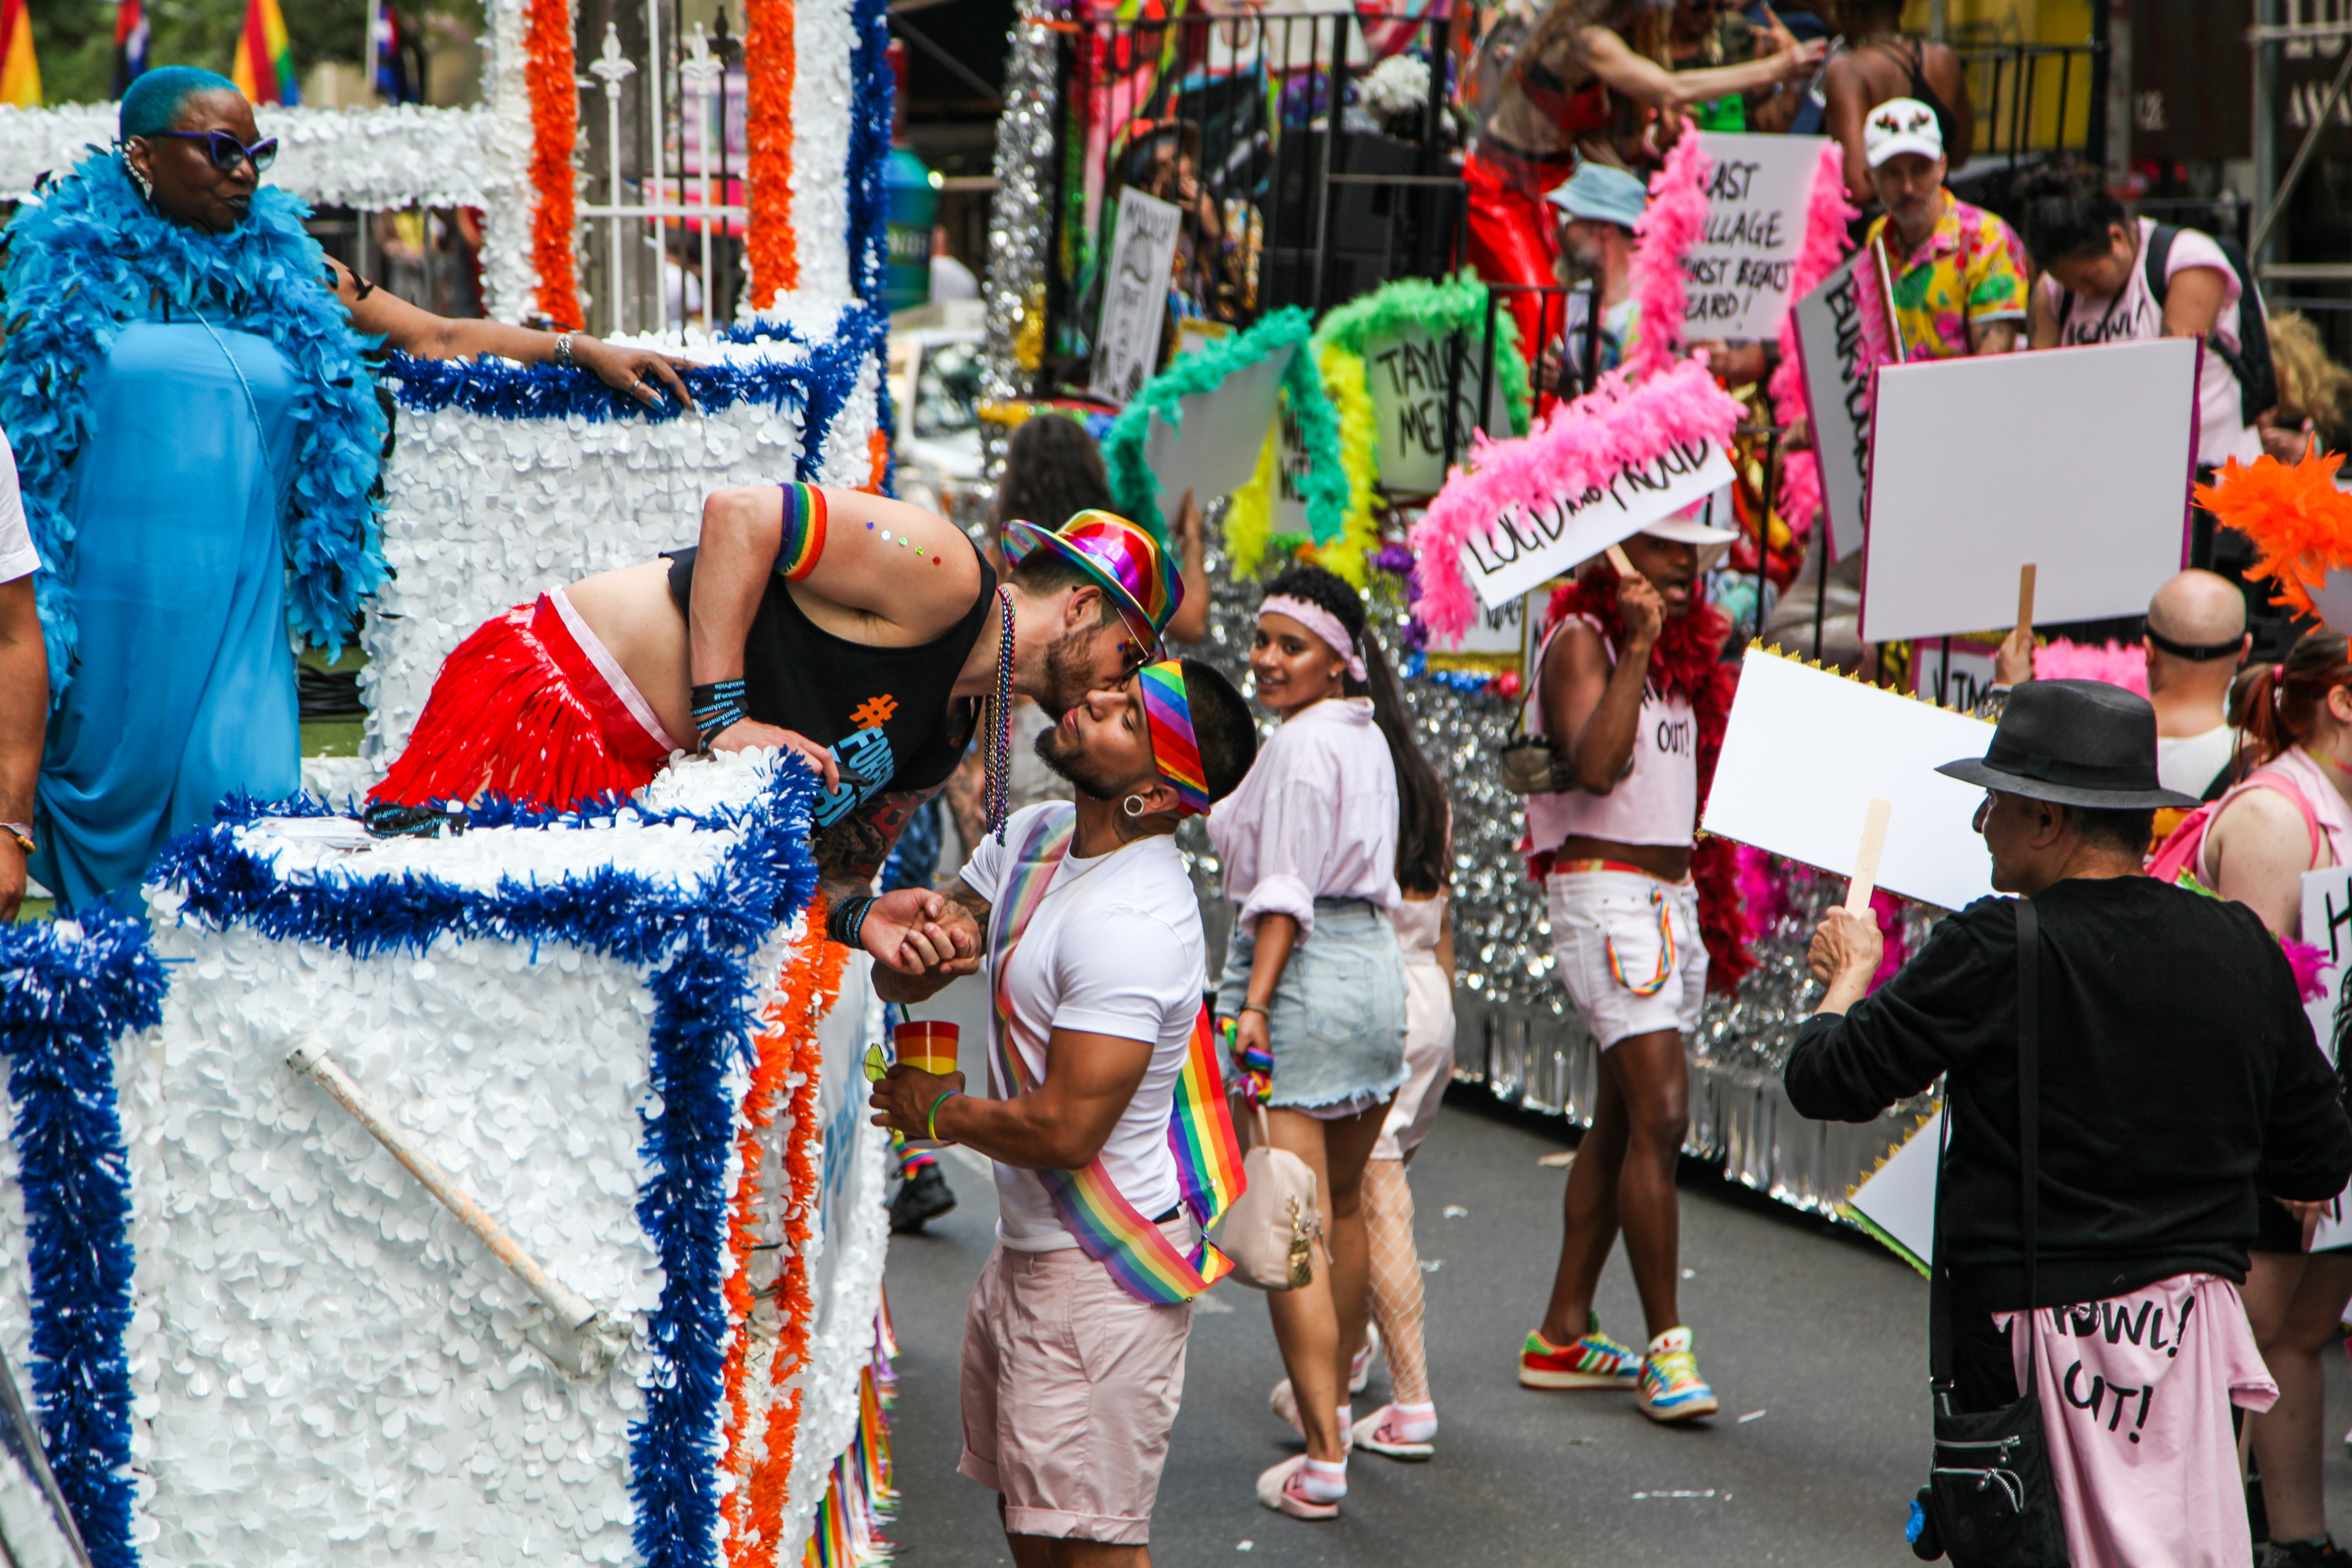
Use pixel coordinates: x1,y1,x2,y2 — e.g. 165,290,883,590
1463,147,1573,386
370,593,677,814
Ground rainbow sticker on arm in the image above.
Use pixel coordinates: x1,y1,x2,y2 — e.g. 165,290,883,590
776,481,828,580
1138,660,1210,817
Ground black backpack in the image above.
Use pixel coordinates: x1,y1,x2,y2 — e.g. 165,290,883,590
2144,223,2278,426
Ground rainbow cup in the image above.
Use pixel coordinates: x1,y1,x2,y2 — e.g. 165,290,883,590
895,1019,960,1080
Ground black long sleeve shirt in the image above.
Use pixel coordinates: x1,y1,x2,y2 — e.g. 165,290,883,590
1785,876,2352,1309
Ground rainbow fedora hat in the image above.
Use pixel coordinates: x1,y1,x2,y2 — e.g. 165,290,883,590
1002,509,1181,663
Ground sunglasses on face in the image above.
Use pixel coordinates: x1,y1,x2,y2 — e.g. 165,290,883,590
149,129,280,175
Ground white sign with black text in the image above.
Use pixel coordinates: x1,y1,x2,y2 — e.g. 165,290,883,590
1686,132,1831,343
1363,326,1518,495
2299,866,2352,1250
1458,438,1737,610
1791,252,1877,562
1089,188,1184,405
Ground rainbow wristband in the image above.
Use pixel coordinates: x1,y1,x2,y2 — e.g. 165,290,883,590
776,482,828,581
927,1088,962,1143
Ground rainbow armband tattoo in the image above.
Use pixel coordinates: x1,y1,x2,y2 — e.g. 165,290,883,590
775,481,828,580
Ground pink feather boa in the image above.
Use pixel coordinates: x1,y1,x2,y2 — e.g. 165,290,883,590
1406,360,1747,640
1769,143,1859,545
1622,130,1711,385
2032,639,2150,697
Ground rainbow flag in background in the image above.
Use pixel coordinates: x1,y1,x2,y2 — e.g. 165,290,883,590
113,0,148,96
0,0,40,108
230,0,299,106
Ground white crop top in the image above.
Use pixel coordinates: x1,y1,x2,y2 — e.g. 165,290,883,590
1523,615,1700,853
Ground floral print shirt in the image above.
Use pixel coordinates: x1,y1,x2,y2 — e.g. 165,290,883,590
1863,193,2030,360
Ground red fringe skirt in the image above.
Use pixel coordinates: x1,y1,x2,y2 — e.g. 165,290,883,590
369,594,677,814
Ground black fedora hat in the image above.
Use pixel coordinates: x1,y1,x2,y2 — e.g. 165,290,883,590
1935,680,2199,810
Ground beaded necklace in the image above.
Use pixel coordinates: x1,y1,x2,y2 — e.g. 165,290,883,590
982,584,1015,840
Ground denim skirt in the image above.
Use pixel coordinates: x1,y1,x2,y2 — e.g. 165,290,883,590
1214,898,1408,1111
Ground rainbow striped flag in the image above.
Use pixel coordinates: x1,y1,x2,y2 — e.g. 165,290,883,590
0,0,40,109
230,0,299,106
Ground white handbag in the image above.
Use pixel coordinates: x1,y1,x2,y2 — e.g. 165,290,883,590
1213,1098,1326,1292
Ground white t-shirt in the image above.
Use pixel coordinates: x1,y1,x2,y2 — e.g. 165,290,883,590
0,433,38,584
2034,218,2263,470
959,803,1207,1252
2157,724,2236,799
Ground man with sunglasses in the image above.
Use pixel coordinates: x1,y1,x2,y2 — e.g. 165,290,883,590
865,658,1259,1568
370,497,1182,972
1786,680,2352,1568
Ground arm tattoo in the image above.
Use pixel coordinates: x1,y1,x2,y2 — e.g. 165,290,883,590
813,783,942,898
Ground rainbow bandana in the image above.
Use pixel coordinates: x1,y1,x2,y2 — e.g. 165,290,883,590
1137,659,1210,817
988,805,1246,1304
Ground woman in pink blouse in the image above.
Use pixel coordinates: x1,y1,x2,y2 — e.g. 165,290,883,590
1210,564,1446,1521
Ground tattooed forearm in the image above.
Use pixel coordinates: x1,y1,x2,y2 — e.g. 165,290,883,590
813,784,940,898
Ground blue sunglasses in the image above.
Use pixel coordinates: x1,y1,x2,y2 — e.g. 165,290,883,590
147,129,279,174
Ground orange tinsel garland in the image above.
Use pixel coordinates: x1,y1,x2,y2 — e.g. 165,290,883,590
2196,448,2352,619
745,0,799,307
719,907,848,1566
524,0,583,327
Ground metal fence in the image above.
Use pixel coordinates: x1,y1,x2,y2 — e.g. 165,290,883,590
1039,6,1463,393
1955,41,2103,172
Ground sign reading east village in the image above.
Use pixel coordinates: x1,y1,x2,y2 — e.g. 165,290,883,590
1457,437,1736,608
1791,252,1881,562
1089,187,1184,405
1686,132,1831,343
1363,326,1518,495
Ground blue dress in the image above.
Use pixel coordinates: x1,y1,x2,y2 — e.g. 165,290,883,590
30,319,303,911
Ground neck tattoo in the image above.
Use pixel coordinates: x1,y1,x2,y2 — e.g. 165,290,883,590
982,585,1014,842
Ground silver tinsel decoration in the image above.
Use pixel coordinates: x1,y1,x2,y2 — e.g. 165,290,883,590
974,0,1062,527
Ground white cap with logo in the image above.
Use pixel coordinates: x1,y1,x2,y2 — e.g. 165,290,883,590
1864,96,1944,168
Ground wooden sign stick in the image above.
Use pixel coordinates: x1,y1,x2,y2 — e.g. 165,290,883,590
1606,543,1638,576
2016,563,2037,634
1846,797,1893,914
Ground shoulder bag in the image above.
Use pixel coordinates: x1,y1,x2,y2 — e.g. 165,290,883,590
1912,897,2069,1567
1213,1095,1327,1291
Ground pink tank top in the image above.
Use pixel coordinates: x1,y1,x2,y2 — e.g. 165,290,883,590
1523,615,1700,855
2198,746,2352,902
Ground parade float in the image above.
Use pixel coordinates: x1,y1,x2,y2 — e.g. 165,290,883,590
0,0,901,1560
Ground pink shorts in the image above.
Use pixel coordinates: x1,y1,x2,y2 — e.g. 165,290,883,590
957,1225,1196,1544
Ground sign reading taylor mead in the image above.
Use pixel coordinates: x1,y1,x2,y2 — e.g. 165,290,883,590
1458,436,1735,608
1365,326,1517,495
1686,132,1831,343
1089,187,1184,405
1791,252,1880,562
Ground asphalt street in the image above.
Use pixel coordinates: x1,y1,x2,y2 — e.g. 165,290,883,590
878,985,2352,1567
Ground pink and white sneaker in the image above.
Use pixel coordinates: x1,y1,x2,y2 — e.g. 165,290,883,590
1257,1455,1340,1519
1352,1403,1436,1461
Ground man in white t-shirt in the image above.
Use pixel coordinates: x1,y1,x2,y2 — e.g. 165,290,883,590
868,657,1258,1567
0,431,45,920
2021,168,2270,472
2143,568,2249,800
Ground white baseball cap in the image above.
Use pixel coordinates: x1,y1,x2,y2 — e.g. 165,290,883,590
1864,96,1944,168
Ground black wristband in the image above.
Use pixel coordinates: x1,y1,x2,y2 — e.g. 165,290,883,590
691,679,748,749
826,893,876,948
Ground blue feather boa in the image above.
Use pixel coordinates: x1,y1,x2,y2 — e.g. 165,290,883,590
151,774,821,1568
0,150,387,703
0,906,167,1568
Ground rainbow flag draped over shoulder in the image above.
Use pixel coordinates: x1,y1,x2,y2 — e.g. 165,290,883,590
230,0,299,106
989,805,1246,1304
0,0,40,109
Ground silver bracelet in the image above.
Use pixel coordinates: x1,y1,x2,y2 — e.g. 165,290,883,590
553,332,575,370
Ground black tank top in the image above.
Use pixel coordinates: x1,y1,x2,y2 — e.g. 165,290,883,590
663,542,994,829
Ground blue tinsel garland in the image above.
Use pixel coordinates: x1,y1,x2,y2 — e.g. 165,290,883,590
846,0,896,497
0,150,387,702
0,906,169,1568
146,770,822,1568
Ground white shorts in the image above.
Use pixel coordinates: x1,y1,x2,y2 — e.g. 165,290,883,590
1546,868,1708,1049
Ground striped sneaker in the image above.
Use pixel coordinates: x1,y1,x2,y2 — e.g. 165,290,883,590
1517,1316,1642,1389
1635,1327,1718,1423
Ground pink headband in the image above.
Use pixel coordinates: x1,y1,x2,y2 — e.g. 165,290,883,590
1259,595,1368,681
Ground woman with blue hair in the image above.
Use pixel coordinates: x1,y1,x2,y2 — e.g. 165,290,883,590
7,68,693,913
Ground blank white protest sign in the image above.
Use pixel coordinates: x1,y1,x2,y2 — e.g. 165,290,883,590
1702,645,1997,911
1859,336,2198,644
1140,345,1294,507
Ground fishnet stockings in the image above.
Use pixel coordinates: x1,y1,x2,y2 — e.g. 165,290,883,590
1362,1156,1431,1408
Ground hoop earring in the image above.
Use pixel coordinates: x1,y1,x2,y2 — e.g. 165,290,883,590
1123,796,1147,818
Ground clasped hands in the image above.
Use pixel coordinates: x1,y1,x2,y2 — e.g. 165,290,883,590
862,887,983,978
